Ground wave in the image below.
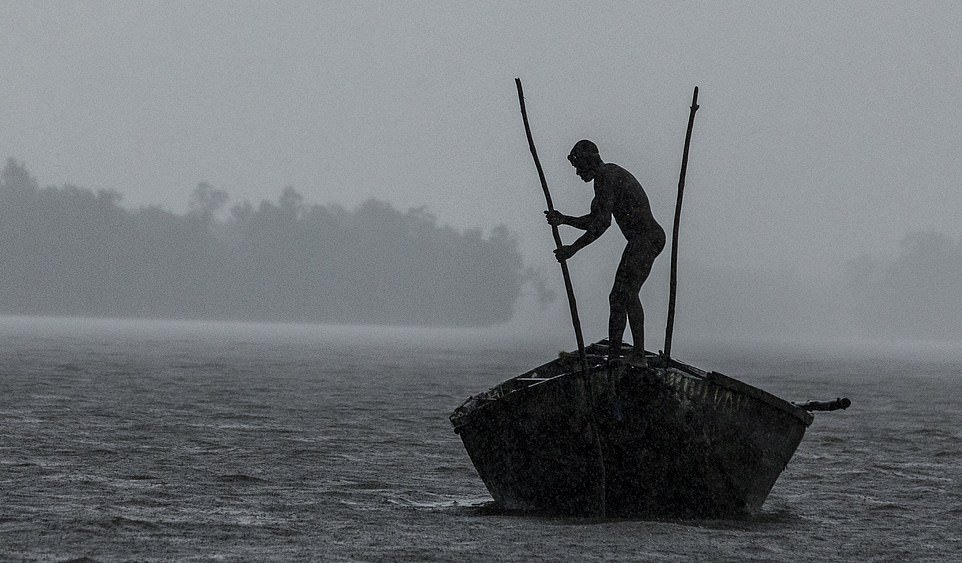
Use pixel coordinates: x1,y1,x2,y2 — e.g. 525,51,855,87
215,474,268,484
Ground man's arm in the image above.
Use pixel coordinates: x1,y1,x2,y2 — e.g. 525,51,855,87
568,202,611,251
553,187,613,261
544,209,601,230
544,210,593,229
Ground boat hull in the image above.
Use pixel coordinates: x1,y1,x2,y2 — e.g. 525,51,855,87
451,344,812,518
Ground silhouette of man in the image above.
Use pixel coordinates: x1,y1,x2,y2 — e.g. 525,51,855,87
546,140,665,367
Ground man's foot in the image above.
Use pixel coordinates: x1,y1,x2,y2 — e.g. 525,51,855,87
607,342,633,371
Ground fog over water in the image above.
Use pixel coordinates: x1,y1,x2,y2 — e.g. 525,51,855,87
2,3,962,345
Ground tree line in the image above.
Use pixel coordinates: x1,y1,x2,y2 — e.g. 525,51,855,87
0,159,524,326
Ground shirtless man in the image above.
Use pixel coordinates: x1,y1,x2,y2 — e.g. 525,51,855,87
546,140,665,367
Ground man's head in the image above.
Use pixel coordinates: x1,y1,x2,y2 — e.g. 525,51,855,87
568,139,603,182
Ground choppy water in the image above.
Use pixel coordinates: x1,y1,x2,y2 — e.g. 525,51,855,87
1,317,960,561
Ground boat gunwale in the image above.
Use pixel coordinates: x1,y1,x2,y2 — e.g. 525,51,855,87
451,351,813,430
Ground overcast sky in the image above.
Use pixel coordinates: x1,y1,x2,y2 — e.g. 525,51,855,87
3,1,961,283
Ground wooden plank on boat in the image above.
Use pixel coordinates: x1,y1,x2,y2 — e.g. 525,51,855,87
706,371,813,426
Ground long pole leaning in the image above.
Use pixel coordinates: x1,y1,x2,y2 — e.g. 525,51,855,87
664,86,700,361
515,78,589,375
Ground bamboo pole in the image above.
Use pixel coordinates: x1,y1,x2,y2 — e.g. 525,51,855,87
515,78,589,375
664,86,700,361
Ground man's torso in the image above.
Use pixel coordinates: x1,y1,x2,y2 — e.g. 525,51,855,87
594,163,665,245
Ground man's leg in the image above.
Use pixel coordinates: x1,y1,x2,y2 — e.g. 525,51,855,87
608,290,629,359
625,246,658,354
610,241,659,366
626,293,645,355
608,246,636,360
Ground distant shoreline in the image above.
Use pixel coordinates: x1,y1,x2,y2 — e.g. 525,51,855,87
4,314,962,362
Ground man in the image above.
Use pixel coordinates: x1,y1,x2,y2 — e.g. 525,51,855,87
545,140,665,368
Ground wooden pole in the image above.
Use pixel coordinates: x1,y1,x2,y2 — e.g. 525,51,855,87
664,86,700,361
515,78,589,375
793,398,852,412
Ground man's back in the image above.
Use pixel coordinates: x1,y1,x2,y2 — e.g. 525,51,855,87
595,163,664,244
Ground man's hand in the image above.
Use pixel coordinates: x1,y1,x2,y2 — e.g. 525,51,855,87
553,245,576,262
544,210,566,226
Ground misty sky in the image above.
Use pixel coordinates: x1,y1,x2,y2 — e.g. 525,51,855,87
3,1,961,286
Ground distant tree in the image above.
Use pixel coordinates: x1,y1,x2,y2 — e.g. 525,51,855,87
229,200,255,224
188,181,229,222
278,186,304,219
0,158,38,197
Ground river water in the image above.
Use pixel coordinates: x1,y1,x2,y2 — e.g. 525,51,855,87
1,317,959,561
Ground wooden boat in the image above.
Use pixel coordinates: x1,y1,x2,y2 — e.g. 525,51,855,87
486,84,849,517
451,340,840,518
